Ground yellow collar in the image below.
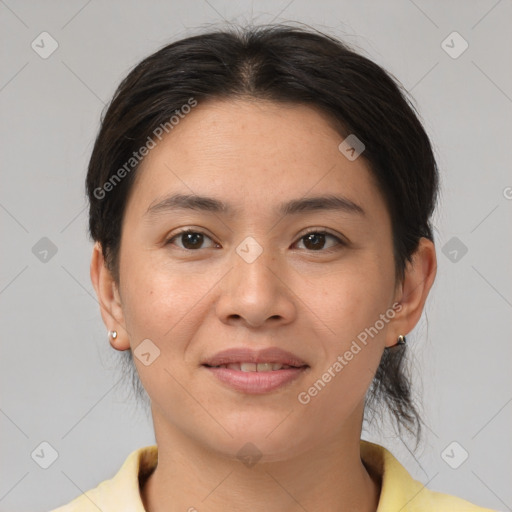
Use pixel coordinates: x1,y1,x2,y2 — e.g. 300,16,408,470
51,441,495,511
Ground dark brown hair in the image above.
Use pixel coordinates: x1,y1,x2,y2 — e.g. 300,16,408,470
86,24,439,442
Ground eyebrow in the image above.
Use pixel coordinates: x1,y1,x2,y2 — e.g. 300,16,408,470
144,193,365,218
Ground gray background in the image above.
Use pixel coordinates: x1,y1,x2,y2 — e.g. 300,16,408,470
1,1,511,511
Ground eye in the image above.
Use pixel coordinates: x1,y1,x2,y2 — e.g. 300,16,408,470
294,230,345,252
165,229,345,252
165,229,218,250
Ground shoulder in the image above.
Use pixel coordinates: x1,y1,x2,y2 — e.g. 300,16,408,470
425,488,497,512
48,445,158,512
360,440,497,512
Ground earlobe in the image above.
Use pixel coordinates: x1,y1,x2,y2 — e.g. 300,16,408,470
386,237,437,347
90,242,131,351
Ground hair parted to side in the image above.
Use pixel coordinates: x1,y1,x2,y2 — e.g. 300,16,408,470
86,23,439,444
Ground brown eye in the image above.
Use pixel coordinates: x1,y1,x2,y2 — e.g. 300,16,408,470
166,230,217,250
295,231,344,251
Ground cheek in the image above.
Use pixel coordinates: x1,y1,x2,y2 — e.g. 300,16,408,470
296,346,381,440
290,253,394,417
118,256,215,422
119,249,221,350
296,253,396,349
295,276,388,411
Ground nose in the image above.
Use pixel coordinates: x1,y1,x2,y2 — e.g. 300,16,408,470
215,246,297,329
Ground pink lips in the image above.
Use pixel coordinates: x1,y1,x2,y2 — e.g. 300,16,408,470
202,347,308,368
201,347,309,394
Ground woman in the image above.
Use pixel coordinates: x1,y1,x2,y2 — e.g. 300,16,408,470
51,24,496,511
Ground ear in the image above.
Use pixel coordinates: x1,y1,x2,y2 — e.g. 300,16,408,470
387,237,437,347
90,242,130,351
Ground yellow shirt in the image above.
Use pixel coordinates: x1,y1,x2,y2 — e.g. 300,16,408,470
49,441,496,511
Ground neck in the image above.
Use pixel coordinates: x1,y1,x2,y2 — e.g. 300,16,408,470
141,411,381,512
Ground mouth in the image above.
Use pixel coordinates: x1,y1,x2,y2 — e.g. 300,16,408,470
202,364,309,394
201,346,308,369
203,362,305,372
201,346,310,394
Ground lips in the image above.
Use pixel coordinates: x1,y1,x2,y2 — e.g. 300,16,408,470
201,347,308,369
201,347,309,394
213,362,295,371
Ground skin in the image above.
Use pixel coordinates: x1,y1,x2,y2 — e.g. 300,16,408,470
91,99,437,512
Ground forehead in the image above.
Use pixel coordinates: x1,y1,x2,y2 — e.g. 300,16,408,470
127,99,388,224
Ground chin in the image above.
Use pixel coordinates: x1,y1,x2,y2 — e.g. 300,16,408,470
203,422,316,464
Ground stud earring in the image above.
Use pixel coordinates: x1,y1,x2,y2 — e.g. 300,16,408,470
386,334,406,349
108,330,118,340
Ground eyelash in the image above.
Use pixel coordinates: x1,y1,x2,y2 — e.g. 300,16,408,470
165,228,346,253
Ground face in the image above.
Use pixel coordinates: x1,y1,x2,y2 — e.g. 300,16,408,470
110,99,404,461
